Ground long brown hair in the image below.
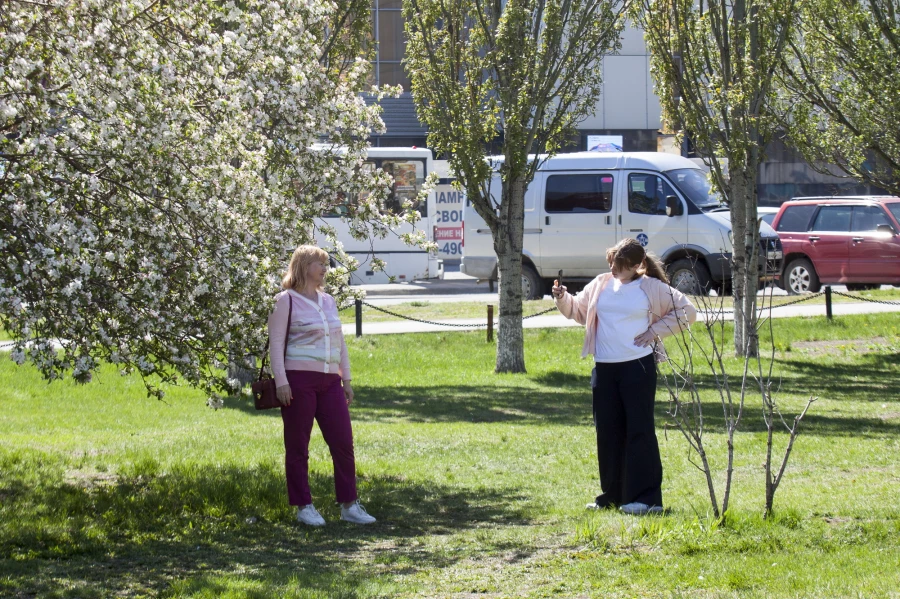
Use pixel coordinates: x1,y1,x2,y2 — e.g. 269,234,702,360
282,245,329,292
606,238,668,283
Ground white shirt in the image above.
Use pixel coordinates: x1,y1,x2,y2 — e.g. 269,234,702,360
594,277,653,363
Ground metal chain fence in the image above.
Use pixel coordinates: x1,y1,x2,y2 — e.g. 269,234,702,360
359,300,557,328
346,286,899,331
1,289,897,348
698,291,826,314
831,290,900,305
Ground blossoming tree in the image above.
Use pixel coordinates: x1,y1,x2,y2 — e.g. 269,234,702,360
1,0,419,402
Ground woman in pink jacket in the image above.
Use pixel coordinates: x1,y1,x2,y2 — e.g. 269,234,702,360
553,238,697,515
269,245,376,527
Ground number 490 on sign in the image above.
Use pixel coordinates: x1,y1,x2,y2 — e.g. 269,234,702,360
441,242,462,255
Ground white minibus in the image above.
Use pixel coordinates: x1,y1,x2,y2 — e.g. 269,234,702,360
460,152,782,298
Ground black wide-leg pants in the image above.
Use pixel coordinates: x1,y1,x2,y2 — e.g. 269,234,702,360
591,353,663,508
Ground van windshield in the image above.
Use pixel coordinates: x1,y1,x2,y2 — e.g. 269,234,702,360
666,168,724,211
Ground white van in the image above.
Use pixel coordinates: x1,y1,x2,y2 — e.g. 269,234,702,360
460,152,782,299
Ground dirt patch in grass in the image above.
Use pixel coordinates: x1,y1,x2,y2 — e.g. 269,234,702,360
64,469,119,489
791,337,892,355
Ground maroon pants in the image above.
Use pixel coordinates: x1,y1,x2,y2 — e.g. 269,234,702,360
282,370,357,506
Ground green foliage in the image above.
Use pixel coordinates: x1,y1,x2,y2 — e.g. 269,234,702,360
634,0,796,178
404,0,628,218
781,0,900,196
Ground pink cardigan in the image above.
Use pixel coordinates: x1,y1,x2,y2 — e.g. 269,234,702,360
555,273,697,361
268,289,351,388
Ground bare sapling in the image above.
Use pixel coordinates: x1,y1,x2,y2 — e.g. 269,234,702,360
659,281,743,522
753,288,817,518
658,261,816,521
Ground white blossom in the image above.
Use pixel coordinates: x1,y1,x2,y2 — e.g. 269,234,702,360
1,0,429,399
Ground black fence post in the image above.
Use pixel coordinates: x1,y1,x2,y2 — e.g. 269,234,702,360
355,299,363,337
487,305,494,342
825,286,833,320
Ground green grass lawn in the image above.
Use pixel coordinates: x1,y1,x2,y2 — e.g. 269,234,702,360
1,313,899,597
340,287,900,324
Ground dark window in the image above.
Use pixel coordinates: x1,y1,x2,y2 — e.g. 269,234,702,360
628,173,676,215
887,203,900,225
811,206,852,232
377,11,404,60
378,63,410,88
851,206,892,232
372,3,409,89
776,205,817,232
545,174,613,213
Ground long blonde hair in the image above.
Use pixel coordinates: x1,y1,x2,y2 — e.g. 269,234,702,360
282,245,329,292
606,238,668,283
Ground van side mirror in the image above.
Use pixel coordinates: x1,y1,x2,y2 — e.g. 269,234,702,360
665,195,683,217
876,224,896,235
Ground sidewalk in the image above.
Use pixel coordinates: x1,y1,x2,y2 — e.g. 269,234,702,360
353,268,492,298
343,300,900,336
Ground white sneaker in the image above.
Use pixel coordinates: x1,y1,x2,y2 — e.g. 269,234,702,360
620,502,663,515
296,504,326,526
340,501,376,524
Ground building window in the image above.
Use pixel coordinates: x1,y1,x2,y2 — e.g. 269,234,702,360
373,0,411,90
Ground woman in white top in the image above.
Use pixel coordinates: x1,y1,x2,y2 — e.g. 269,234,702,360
553,238,696,515
268,245,375,526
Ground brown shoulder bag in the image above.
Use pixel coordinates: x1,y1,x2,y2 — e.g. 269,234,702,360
251,295,292,410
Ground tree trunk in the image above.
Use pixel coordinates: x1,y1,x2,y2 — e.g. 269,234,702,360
494,176,527,373
227,352,257,391
730,168,760,357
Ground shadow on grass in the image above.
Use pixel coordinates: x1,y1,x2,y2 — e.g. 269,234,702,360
653,399,900,437
776,353,900,401
220,371,594,426
351,384,590,425
0,457,531,598
223,351,900,429
657,351,900,436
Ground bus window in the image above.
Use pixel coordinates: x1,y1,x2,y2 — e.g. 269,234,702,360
382,159,427,216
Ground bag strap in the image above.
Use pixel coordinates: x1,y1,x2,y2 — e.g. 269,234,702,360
258,294,293,382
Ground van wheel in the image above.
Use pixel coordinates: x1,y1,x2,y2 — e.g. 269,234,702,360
784,258,820,294
666,258,711,295
522,264,544,301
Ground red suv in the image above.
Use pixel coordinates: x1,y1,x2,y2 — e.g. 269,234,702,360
772,196,900,294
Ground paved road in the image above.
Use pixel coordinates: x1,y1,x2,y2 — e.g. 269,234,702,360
356,266,898,306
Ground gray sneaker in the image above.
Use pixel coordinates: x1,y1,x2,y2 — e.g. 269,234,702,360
296,504,326,526
620,502,663,515
340,501,376,524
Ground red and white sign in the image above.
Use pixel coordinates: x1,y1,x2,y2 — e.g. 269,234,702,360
430,182,466,257
434,227,463,241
